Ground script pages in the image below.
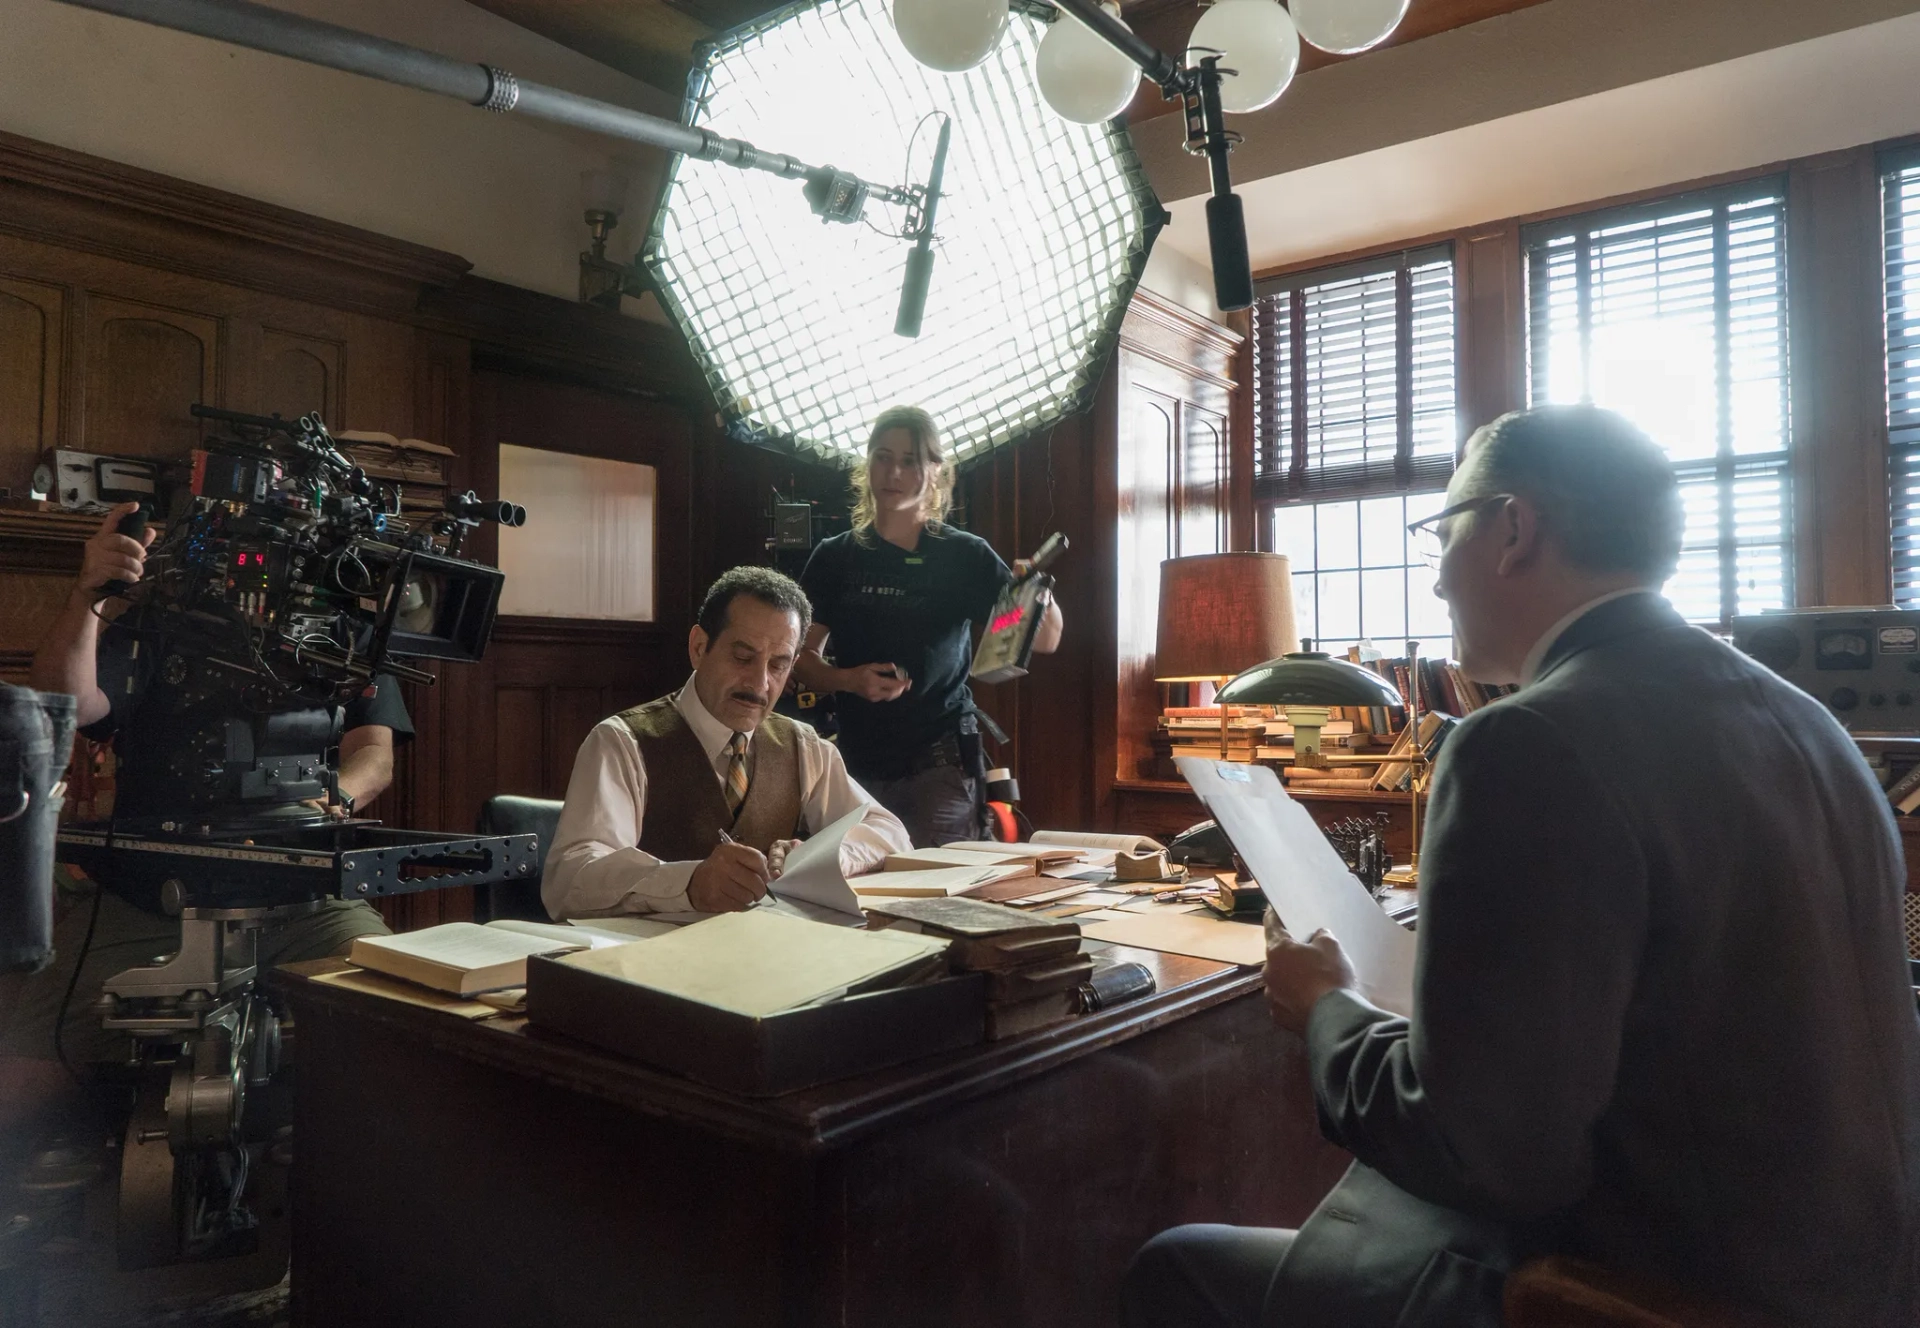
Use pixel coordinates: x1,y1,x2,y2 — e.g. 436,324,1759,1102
1176,757,1416,1016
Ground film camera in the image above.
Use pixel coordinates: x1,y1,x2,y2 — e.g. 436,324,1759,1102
45,406,540,1270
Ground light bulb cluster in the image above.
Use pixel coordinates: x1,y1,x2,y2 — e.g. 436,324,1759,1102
894,0,1408,124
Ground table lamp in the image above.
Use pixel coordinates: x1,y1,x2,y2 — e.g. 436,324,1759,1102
1153,553,1300,759
1218,637,1430,880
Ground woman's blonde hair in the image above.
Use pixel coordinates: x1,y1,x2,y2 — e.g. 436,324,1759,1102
850,405,953,537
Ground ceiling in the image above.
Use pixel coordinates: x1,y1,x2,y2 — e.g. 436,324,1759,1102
464,0,1556,110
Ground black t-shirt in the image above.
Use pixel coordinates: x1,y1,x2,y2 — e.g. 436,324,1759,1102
82,623,414,822
801,525,1011,775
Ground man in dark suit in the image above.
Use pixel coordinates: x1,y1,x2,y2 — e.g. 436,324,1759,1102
1122,405,1920,1327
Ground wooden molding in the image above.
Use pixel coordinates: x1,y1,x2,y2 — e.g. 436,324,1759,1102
0,130,471,318
434,277,710,403
1121,288,1243,390
490,616,669,649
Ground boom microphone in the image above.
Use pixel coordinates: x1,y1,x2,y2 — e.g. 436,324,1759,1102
895,116,952,339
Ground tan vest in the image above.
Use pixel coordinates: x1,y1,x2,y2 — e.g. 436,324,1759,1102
616,695,804,862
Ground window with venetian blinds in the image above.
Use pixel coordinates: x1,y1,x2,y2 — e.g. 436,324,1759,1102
1252,246,1458,656
1885,149,1920,607
1524,178,1792,628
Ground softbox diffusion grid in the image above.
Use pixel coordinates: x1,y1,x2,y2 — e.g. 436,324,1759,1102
645,0,1165,469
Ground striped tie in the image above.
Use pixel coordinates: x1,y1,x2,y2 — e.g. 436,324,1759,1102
723,732,750,817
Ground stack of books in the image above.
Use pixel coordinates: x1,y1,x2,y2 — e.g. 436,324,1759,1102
336,429,456,529
1158,705,1268,764
864,896,1092,1040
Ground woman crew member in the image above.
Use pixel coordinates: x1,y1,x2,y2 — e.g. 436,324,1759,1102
796,406,1063,847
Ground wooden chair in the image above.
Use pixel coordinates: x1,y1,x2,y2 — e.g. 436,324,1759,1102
1505,1256,1781,1328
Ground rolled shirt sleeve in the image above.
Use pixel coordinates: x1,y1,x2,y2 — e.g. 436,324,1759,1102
544,716,913,921
543,719,699,920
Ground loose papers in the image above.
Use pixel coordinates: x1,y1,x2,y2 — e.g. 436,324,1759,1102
1176,757,1415,1016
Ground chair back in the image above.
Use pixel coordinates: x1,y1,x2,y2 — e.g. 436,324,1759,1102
475,795,565,922
1505,1256,1781,1328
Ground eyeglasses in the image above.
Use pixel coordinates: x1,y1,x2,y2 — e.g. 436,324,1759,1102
1407,494,1512,568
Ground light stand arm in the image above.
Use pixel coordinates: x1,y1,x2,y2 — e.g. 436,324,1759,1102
52,0,912,219
1046,0,1254,311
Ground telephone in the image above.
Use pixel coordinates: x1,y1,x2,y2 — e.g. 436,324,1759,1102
1166,819,1235,869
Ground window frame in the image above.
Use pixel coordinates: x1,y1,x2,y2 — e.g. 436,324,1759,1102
1250,244,1462,656
1520,174,1793,631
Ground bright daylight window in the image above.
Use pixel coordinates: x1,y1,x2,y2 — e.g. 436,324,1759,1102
1885,148,1920,606
645,0,1160,468
1525,179,1791,627
1253,246,1458,657
496,445,657,622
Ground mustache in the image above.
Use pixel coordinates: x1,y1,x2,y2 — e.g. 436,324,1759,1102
729,689,769,707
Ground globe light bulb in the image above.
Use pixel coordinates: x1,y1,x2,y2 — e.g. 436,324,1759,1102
1035,2,1141,126
1188,0,1300,114
1289,0,1410,55
893,0,1010,73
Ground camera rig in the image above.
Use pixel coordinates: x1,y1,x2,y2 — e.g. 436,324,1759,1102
48,406,539,1270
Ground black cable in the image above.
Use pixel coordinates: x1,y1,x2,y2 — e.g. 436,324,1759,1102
52,863,106,1089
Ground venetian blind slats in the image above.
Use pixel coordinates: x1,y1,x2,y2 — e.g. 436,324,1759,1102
1884,156,1920,605
1524,181,1791,627
1252,249,1456,503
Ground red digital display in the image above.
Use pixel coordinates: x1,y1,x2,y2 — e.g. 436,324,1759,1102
989,605,1026,635
233,551,267,567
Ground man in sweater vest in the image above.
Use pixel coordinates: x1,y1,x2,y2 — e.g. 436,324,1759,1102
545,567,910,919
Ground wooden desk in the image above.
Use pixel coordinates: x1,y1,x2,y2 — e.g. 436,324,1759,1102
274,945,1351,1328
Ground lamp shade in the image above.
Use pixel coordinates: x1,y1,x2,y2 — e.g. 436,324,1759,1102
1153,553,1299,682
1217,652,1405,707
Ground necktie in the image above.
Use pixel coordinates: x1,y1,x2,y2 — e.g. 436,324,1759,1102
723,732,750,818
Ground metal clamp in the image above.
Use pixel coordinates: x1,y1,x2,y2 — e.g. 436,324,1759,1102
480,65,519,113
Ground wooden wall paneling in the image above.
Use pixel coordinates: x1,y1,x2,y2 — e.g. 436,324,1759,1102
1788,147,1893,608
1110,294,1243,794
0,274,65,499
255,327,343,422
1458,223,1526,438
79,293,221,460
495,686,549,797
1115,375,1179,790
1227,307,1257,552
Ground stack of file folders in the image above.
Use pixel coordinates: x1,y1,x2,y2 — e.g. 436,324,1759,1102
864,896,1092,1040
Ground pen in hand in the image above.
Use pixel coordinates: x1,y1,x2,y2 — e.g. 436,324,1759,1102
716,829,775,907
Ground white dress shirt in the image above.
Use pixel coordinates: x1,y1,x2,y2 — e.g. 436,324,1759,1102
1519,587,1657,685
543,677,911,919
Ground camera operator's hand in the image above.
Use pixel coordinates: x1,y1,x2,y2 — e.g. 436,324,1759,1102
687,841,771,912
846,662,912,703
73,502,156,602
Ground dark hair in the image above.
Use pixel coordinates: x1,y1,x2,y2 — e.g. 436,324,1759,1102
1458,405,1683,582
696,566,812,641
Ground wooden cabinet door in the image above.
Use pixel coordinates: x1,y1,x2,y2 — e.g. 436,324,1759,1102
79,294,220,459
0,274,65,498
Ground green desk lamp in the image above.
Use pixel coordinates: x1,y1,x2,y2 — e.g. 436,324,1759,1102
1218,638,1429,880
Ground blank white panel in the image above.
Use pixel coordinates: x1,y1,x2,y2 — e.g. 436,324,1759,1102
496,444,656,622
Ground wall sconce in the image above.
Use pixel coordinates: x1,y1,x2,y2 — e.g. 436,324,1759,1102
578,168,649,309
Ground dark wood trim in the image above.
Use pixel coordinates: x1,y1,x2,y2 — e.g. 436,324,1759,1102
435,279,712,402
1226,307,1257,551
276,944,1259,1155
491,616,671,648
1118,288,1243,387
0,129,470,318
1249,159,1794,287
1788,146,1893,606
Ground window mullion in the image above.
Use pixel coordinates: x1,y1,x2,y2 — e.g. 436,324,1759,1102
1713,204,1736,626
